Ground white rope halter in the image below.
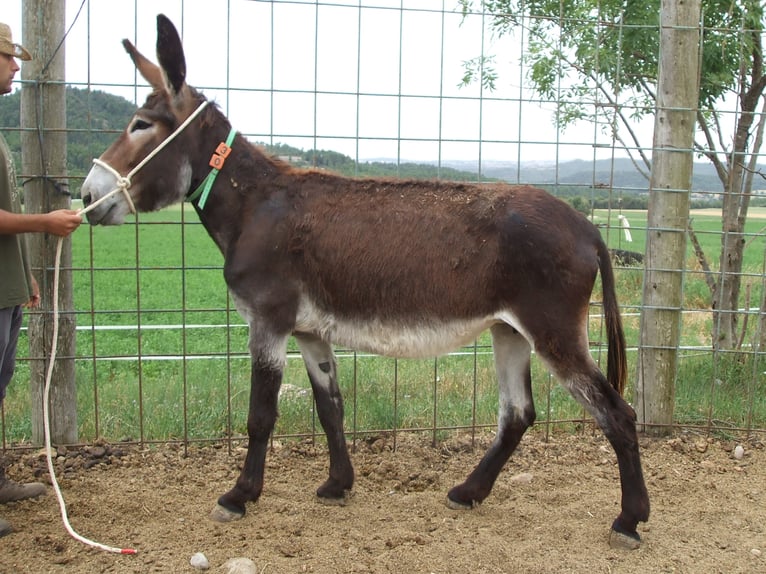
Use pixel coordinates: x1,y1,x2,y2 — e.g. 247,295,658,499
83,100,210,217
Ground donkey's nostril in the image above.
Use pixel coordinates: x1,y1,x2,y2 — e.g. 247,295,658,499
82,194,91,207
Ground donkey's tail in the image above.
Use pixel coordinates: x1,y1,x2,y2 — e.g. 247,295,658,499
597,241,628,396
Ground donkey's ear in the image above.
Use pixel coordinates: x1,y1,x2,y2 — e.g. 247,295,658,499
122,39,164,91
155,14,186,95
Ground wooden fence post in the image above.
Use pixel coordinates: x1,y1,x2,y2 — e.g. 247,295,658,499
636,0,701,435
21,0,78,444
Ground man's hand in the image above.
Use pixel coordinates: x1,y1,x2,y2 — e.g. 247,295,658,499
45,209,82,237
24,276,40,309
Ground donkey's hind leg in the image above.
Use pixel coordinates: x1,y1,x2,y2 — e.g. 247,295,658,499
447,323,535,508
556,361,650,548
295,333,354,502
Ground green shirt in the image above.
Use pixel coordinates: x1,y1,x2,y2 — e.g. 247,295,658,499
0,131,33,309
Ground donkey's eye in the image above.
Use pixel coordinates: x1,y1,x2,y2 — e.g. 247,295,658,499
131,119,152,132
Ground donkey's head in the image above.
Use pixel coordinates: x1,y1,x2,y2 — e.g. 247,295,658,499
82,14,208,225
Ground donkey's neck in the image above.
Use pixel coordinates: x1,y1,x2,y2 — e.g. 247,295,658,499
191,137,286,254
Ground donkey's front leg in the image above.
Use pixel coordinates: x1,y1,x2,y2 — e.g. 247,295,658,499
211,353,284,522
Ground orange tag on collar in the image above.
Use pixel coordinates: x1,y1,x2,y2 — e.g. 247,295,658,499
215,142,232,158
209,154,224,169
209,140,232,169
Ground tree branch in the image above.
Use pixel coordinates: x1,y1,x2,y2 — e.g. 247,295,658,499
687,219,716,297
742,97,766,219
695,109,730,184
558,53,653,173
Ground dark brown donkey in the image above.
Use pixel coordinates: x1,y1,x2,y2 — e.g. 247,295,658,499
81,15,649,548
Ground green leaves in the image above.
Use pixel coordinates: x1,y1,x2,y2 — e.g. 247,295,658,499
459,55,498,91
459,0,765,125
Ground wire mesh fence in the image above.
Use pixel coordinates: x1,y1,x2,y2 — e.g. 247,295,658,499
2,0,765,451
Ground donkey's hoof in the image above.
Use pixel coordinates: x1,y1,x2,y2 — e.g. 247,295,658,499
609,527,641,550
445,496,477,510
316,491,351,506
210,503,245,523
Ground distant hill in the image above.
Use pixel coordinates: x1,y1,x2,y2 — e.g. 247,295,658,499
0,87,741,201
261,143,490,181
0,87,137,184
435,157,732,194
0,87,486,194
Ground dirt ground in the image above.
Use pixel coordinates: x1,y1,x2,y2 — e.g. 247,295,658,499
0,430,763,574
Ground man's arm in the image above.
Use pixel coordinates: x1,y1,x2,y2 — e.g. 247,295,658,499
0,208,82,237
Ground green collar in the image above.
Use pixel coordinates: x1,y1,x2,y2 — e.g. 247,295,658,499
187,128,237,209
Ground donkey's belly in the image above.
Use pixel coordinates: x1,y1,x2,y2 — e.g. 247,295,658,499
295,301,495,358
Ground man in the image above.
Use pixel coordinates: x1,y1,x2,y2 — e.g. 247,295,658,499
0,22,82,537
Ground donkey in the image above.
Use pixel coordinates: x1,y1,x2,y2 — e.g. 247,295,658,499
81,15,649,548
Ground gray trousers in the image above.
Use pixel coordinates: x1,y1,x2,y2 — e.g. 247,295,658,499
0,306,23,405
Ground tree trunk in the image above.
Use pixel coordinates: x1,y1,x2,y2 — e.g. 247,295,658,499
21,1,78,445
759,270,766,361
636,0,701,435
712,105,757,351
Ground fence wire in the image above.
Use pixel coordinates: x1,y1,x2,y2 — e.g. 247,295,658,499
2,0,765,452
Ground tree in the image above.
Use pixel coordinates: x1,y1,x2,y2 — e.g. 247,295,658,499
459,0,766,352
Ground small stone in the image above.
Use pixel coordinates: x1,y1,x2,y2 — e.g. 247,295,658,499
190,552,209,570
751,548,762,557
733,445,745,460
87,445,108,458
370,439,386,454
223,557,257,574
695,440,708,453
36,447,56,458
509,472,534,484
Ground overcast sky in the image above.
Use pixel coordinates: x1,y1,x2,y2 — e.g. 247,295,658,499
6,0,656,165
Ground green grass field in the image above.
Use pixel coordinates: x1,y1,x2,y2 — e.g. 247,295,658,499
3,204,765,445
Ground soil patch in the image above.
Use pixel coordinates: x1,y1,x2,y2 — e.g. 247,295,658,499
1,431,764,573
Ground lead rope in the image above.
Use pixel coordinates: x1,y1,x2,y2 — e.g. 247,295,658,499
44,238,136,554
43,99,210,555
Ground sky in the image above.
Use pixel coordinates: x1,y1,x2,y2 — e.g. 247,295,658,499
5,0,657,166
